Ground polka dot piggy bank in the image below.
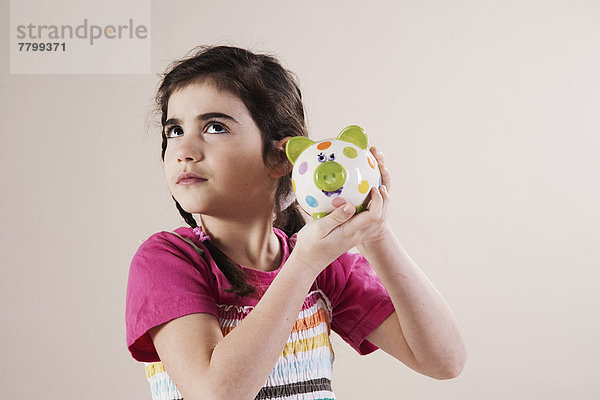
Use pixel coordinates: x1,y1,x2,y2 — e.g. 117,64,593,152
285,125,381,220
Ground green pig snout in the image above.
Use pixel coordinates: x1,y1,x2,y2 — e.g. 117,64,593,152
314,161,347,192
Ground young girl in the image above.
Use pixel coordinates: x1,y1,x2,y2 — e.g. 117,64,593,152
126,45,466,400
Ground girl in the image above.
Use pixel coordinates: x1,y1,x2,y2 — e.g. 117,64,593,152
126,45,466,400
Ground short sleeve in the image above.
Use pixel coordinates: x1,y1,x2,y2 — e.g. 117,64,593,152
327,252,395,355
125,232,218,362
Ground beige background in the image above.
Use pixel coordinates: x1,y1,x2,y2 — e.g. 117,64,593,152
1,0,599,398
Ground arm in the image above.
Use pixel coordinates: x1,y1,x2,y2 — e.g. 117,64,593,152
337,145,466,379
145,201,366,400
361,225,467,379
149,252,320,400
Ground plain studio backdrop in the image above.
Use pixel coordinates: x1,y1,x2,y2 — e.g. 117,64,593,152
1,0,599,398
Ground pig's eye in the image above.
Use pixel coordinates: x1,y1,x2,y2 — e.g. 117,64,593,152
328,153,336,161
317,152,326,163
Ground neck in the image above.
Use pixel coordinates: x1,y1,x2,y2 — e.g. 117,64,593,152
198,211,282,272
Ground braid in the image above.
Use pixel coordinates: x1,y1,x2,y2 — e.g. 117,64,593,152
173,197,258,300
174,196,198,228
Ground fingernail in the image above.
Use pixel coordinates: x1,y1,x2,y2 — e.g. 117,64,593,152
343,204,353,214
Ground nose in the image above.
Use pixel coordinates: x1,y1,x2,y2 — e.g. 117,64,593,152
314,161,347,192
176,135,204,163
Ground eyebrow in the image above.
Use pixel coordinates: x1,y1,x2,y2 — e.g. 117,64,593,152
164,112,239,126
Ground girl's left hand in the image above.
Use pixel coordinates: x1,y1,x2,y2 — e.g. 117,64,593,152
340,145,393,251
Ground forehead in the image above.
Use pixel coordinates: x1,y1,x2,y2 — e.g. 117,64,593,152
166,81,249,121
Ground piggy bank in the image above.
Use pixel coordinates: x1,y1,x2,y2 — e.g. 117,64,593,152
285,125,381,219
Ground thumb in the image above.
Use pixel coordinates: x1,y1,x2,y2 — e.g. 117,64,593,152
318,202,355,235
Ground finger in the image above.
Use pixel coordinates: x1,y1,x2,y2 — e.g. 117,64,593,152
380,165,391,193
379,184,390,217
369,145,378,157
370,146,384,164
369,185,384,218
317,202,356,236
357,187,383,222
370,147,391,193
342,187,382,233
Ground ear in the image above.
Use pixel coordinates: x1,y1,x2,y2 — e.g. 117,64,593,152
285,136,315,165
336,125,368,149
275,136,293,152
268,136,294,179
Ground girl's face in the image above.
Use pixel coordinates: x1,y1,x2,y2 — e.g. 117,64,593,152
163,81,279,218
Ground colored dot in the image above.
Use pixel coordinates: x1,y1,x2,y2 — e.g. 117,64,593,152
343,147,358,159
292,179,296,192
305,195,318,208
299,161,308,175
367,156,375,169
358,180,370,194
331,197,346,207
378,175,382,186
317,141,332,150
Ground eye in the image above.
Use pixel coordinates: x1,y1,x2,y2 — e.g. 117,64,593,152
328,153,336,161
206,121,228,134
317,152,326,163
165,126,183,138
164,120,228,139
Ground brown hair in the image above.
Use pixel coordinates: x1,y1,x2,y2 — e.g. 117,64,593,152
154,45,308,298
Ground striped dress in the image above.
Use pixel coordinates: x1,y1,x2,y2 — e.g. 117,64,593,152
126,226,395,400
144,288,336,400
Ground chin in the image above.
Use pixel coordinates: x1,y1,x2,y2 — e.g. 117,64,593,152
178,200,219,216
181,202,206,214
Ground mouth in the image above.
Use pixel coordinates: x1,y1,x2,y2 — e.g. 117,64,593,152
322,187,343,197
178,177,208,185
177,171,208,184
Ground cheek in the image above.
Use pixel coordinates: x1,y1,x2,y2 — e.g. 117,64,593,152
225,148,264,172
163,148,175,166
221,154,271,194
163,165,176,190
162,152,179,180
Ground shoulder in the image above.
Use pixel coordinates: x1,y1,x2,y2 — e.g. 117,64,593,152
126,228,220,362
136,227,192,249
130,227,210,276
126,227,218,306
135,227,202,256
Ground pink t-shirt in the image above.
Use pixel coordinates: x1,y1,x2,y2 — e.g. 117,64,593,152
125,226,395,363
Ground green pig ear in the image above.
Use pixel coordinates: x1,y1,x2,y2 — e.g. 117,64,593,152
336,125,368,150
285,136,315,164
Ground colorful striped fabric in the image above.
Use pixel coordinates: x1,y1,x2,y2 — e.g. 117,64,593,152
144,289,336,400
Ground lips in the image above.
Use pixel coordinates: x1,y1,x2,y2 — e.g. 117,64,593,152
177,171,207,184
179,177,207,185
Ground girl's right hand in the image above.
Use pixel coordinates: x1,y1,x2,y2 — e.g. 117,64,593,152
291,201,360,276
